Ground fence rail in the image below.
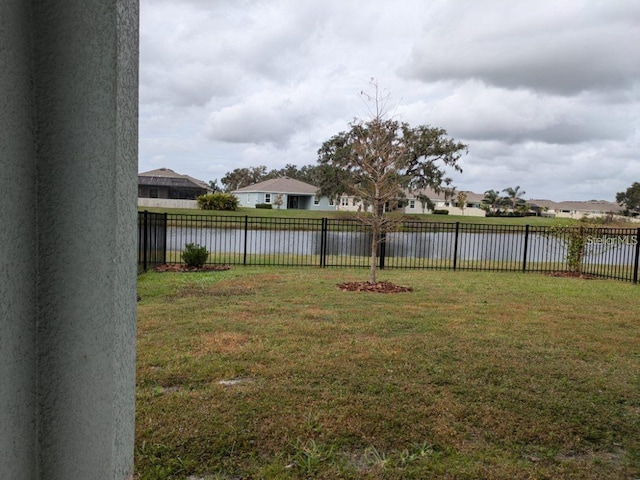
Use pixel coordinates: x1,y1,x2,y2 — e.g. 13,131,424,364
138,212,640,283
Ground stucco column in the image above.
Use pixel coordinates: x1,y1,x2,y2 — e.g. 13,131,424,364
0,0,139,478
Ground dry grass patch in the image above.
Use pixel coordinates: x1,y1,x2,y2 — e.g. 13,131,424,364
194,332,252,356
136,267,640,479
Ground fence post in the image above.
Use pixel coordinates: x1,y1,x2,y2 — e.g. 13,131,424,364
162,213,168,265
143,210,148,272
453,222,460,271
633,228,640,284
522,225,530,273
243,215,248,266
379,233,386,270
320,218,327,268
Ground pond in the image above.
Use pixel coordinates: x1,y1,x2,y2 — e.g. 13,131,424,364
166,227,637,266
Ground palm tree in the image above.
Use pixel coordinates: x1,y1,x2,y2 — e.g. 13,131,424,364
502,186,526,211
482,189,502,214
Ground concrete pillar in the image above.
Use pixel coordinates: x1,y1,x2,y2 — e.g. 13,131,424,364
0,0,138,478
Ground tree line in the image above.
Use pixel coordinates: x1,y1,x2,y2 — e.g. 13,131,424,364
211,164,332,194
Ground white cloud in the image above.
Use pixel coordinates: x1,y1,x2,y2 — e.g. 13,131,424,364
402,0,640,94
138,0,640,201
404,80,635,145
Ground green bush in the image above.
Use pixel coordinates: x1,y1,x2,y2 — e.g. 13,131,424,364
197,192,239,211
181,243,209,268
255,203,273,209
433,209,449,215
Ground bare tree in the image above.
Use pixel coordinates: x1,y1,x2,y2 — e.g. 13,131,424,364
317,80,467,284
457,191,468,216
273,193,284,209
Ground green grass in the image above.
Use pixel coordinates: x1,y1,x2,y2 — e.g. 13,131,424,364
136,267,640,479
139,206,579,227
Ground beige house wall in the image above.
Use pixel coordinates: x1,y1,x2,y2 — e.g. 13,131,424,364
138,198,199,209
336,195,486,216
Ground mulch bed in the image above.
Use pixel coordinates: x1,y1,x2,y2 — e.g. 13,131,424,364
153,264,232,273
337,281,413,293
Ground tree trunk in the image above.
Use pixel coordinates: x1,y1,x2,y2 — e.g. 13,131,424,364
369,227,378,284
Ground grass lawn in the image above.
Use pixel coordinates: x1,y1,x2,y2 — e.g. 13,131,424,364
136,267,640,479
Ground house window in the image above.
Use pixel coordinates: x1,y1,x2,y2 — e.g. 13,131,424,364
329,198,335,206
409,200,415,209
314,196,319,205
265,193,271,204
149,188,158,198
340,197,349,206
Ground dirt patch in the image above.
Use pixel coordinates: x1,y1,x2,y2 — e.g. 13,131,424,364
153,264,231,273
337,281,413,293
546,271,597,280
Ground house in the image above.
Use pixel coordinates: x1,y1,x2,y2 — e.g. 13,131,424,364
335,188,447,214
232,177,336,210
138,168,211,209
336,188,486,216
528,199,625,219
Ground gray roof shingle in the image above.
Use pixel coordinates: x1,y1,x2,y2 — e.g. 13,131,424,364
232,177,319,195
138,168,210,190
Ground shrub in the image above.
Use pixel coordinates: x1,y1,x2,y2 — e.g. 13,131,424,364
181,243,208,268
255,203,273,209
433,209,449,215
197,193,239,211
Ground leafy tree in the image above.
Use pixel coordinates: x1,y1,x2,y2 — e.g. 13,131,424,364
273,193,284,209
616,182,640,216
417,193,435,213
208,179,220,193
263,164,316,184
502,186,526,211
220,165,268,192
317,81,467,284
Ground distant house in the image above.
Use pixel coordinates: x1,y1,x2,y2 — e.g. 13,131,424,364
336,188,486,216
138,168,210,209
232,177,336,210
529,199,625,219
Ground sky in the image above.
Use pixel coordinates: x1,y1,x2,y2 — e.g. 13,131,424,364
139,0,640,202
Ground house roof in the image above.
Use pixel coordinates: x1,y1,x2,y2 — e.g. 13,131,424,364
406,188,455,202
528,199,624,213
232,177,319,195
138,168,210,190
460,191,485,203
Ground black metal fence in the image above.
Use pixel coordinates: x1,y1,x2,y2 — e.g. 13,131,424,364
138,211,167,273
138,212,640,283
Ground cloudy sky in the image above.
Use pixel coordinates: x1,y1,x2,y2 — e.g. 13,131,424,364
139,0,640,202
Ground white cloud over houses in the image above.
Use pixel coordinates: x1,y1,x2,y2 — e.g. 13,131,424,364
139,0,640,201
